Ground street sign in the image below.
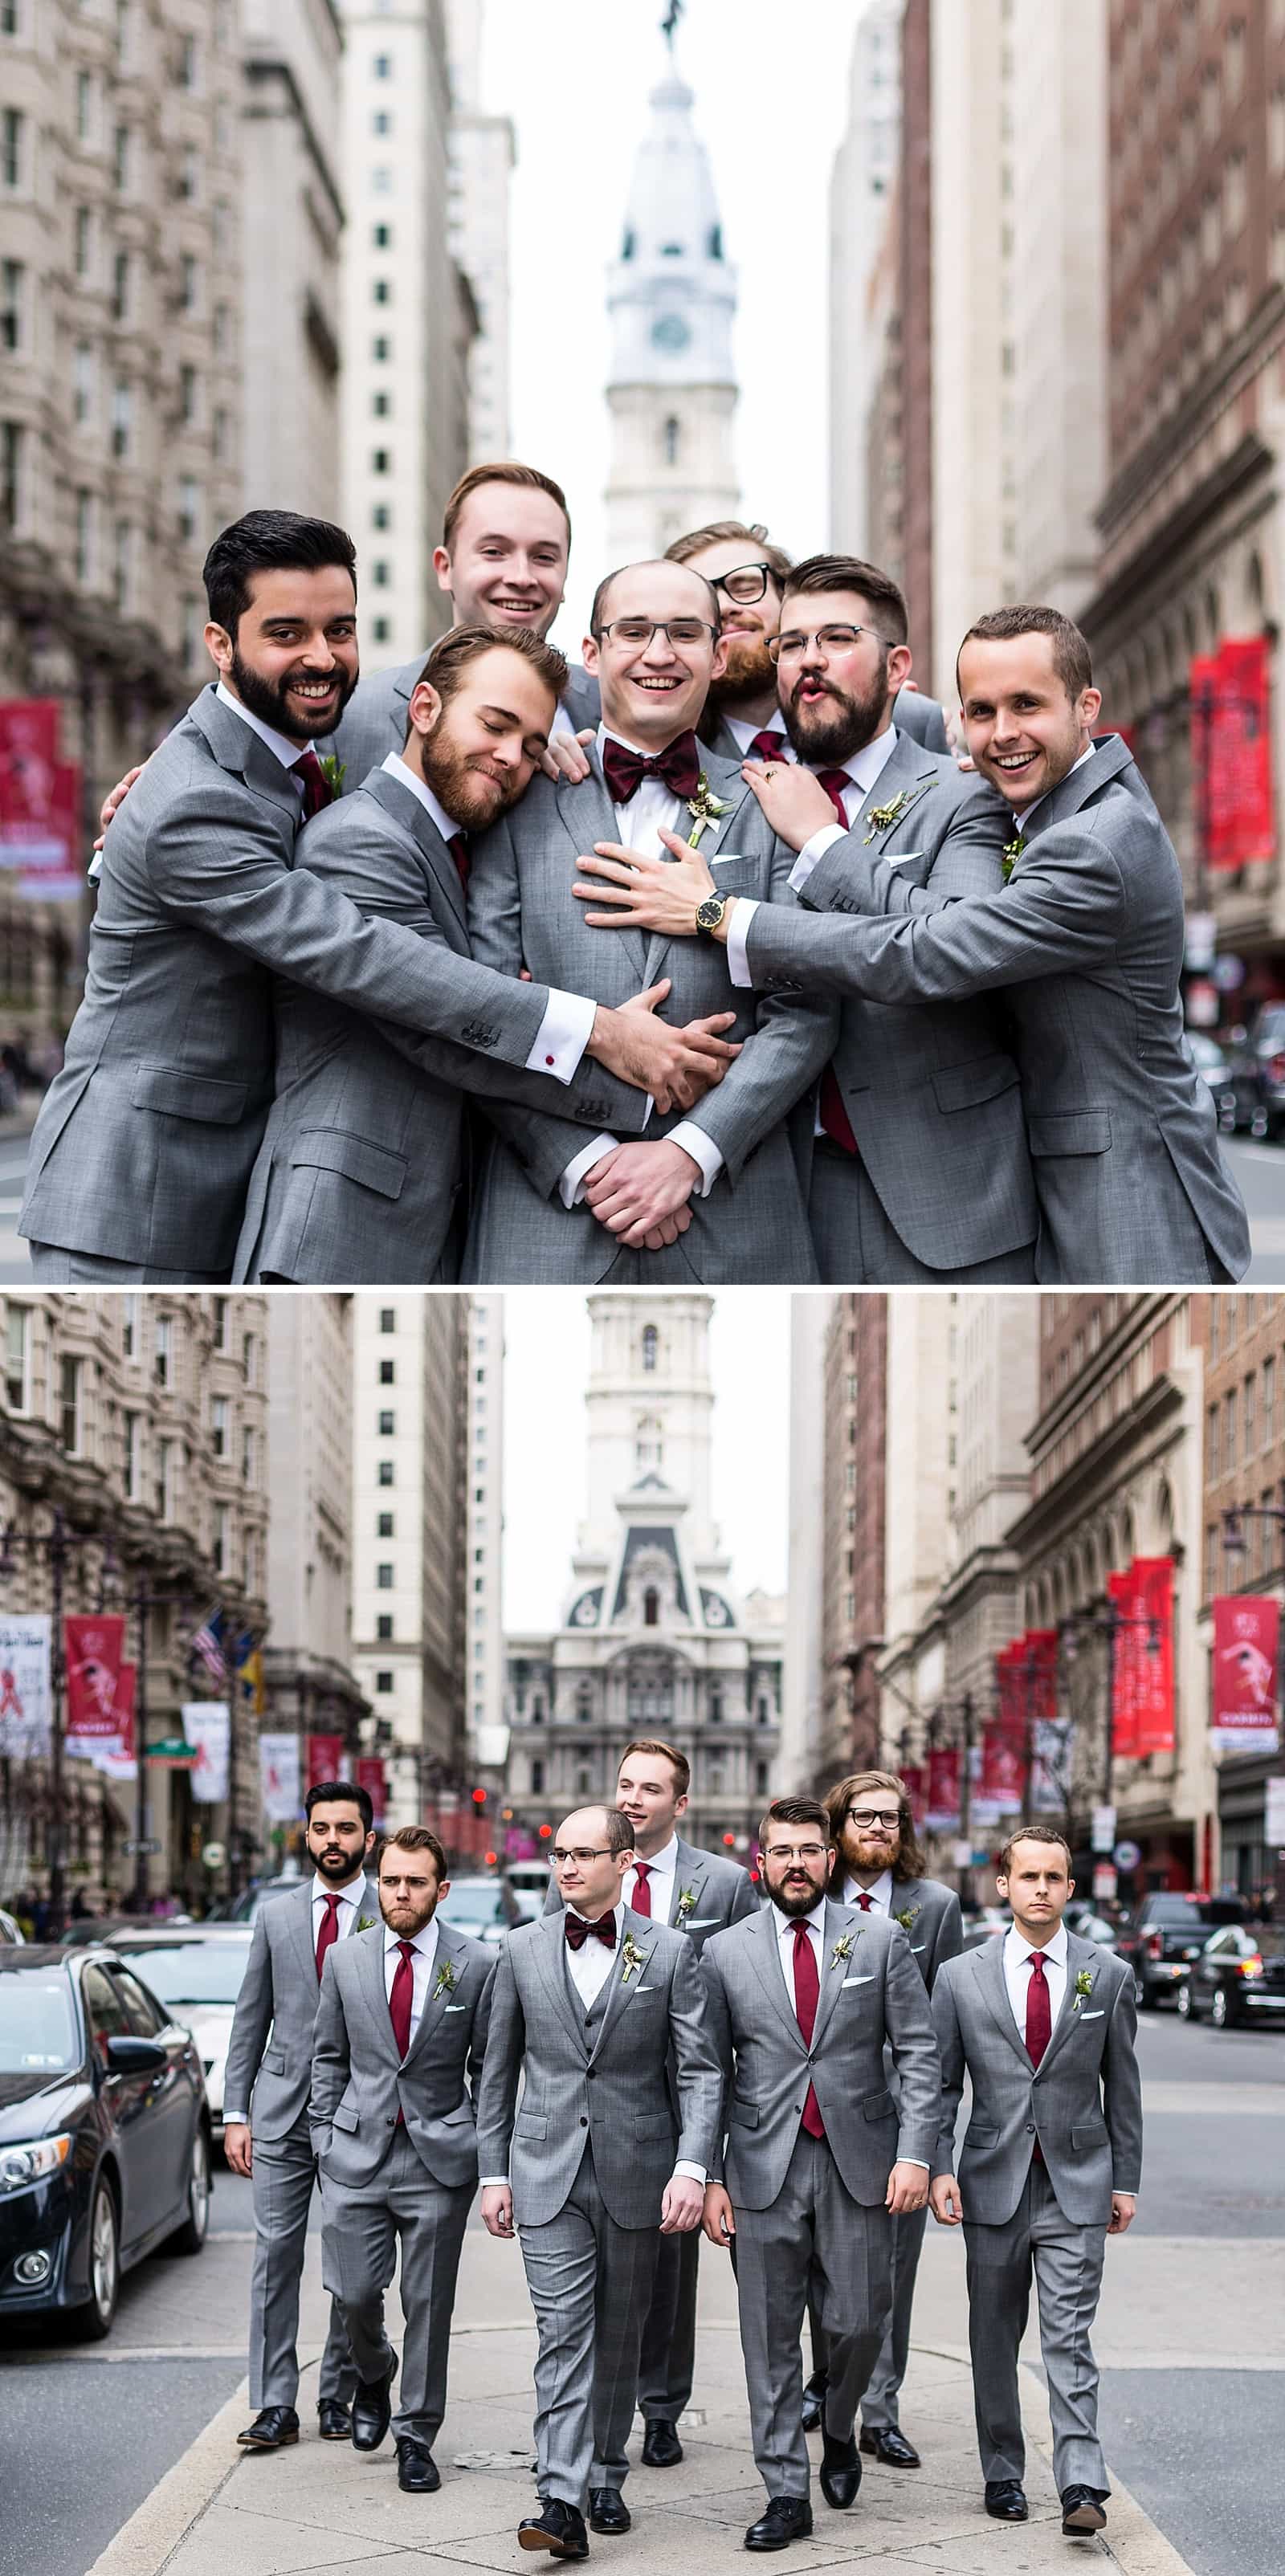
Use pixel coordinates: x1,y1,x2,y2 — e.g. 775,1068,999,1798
1091,1804,1117,1853
124,1837,161,1856
951,1839,972,1868
1184,911,1217,972
1092,1862,1118,1901
201,1842,226,1869
1264,1777,1285,1847
1113,1839,1141,1871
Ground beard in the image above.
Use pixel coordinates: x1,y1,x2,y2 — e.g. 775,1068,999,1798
843,1832,901,1878
311,1844,360,1883
422,731,522,830
230,648,355,740
783,658,889,765
766,1874,826,1918
379,1893,437,1936
708,630,778,712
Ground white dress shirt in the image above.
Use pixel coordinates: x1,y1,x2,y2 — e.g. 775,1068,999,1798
223,1869,369,2123
1002,1919,1069,2044
379,749,596,1088
382,1914,441,2044
725,722,900,988
557,724,727,1208
623,1835,679,1922
842,1867,895,1914
773,1891,927,2166
722,711,791,757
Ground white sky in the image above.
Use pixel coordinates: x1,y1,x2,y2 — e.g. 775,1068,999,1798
479,0,866,643
501,1290,798,1629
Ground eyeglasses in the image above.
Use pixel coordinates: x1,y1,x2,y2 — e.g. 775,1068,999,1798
762,1842,829,1864
769,624,891,663
708,563,778,605
847,1807,901,1831
596,618,717,650
552,1846,616,1867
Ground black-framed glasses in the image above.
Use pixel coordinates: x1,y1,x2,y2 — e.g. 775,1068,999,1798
552,1844,616,1867
708,562,779,605
762,1841,830,1864
770,623,890,662
596,618,717,650
847,1807,901,1831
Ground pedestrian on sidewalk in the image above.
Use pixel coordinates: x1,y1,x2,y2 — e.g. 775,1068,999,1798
222,1779,381,2454
929,1824,1143,2541
311,1826,494,2494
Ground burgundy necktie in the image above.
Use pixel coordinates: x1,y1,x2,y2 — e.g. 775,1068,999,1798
1025,1951,1052,2068
448,832,471,892
856,1891,873,1912
315,1890,341,1981
747,729,789,764
601,731,701,808
814,765,861,1153
630,1863,653,1920
293,746,334,821
816,768,852,824
389,1937,415,2060
791,1923,826,2139
565,1912,617,1951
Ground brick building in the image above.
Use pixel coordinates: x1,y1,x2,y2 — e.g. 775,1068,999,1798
1194,1291,1285,1894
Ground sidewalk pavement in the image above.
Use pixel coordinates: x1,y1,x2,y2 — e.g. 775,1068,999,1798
87,2223,1197,2576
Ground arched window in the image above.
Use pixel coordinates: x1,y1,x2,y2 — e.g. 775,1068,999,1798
643,1587,660,1628
642,1324,658,1372
663,415,680,467
635,1415,663,1472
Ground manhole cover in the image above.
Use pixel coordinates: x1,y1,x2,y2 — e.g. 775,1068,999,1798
452,2448,538,2472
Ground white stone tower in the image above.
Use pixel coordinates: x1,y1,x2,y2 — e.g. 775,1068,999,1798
604,35,740,563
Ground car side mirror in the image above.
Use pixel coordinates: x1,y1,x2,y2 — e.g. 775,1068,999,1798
104,2034,167,2076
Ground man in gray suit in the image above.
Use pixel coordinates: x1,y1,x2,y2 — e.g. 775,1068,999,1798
700,1798,941,2554
541,1738,759,2468
573,555,1038,1286
800,1771,964,2464
464,556,838,1283
691,605,1250,1284
311,1827,495,2493
475,1806,721,2561
930,1825,1142,2538
222,1779,381,2453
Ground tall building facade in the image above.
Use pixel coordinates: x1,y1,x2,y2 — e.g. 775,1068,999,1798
240,0,345,520
781,1293,831,1792
504,1296,781,1857
828,2,904,553
465,1294,507,1784
937,1292,1040,1721
604,53,739,561
262,1293,365,1762
1196,1292,1285,1896
817,1294,887,1787
878,1294,958,1758
443,0,514,462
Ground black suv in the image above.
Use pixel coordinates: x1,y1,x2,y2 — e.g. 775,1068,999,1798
1117,1893,1246,2009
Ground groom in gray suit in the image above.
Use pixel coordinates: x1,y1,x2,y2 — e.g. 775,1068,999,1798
700,1798,941,2554
311,1827,495,2493
222,1780,381,2452
475,1806,721,2561
930,1826,1143,2539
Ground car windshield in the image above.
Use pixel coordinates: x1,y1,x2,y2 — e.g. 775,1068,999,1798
0,1973,80,2074
112,1942,251,2005
437,1881,508,1929
1144,1897,1202,1920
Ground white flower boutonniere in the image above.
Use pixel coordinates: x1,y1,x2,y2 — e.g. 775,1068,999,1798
894,1905,920,1934
432,1959,457,2000
1071,1967,1094,2012
356,1914,377,1933
830,1932,855,1971
1001,834,1026,882
620,1931,647,1983
675,1886,697,1926
863,776,935,845
687,772,727,848
319,753,346,797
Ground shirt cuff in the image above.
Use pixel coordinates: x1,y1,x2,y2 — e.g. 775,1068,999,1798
560,1133,620,1209
479,2175,511,2189
223,2112,249,2126
789,821,846,890
672,2162,707,2186
724,896,760,988
528,987,596,1082
900,2158,930,2170
667,1123,723,1194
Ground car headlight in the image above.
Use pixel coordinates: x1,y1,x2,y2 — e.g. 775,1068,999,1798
0,2134,73,2193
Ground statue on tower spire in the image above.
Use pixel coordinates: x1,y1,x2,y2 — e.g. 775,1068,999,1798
661,1,683,47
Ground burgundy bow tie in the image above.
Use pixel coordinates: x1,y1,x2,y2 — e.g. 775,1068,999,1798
565,1912,618,1952
601,732,701,809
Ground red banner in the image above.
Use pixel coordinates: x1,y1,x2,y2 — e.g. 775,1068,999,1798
1211,1596,1279,1739
354,1755,387,1827
305,1732,345,1792
0,702,84,901
1190,638,1275,873
1108,1571,1140,1758
1110,1559,1174,1755
64,1614,127,1742
900,1763,926,1827
926,1743,961,1828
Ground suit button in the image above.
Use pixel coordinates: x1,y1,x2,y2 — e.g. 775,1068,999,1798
1026,2122,1036,2134
579,2115,588,2127
386,2115,397,2126
586,2068,595,2078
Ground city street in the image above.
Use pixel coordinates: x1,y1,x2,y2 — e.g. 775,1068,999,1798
2,2009,1279,2576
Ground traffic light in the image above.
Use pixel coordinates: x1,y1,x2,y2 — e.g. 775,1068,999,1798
484,1849,497,1866
723,1832,736,1847
538,1821,553,1840
471,1787,487,1805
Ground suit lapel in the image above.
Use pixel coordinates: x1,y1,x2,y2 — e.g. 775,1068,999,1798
745,1901,809,2052
402,1920,469,2068
358,1926,402,2064
532,1912,591,2059
973,1934,1037,2071
1022,736,1132,841
188,684,303,829
362,764,469,939
809,1898,857,2052
1031,1934,1093,2079
848,730,940,849
590,1915,659,2060
558,752,651,985
667,1836,708,1929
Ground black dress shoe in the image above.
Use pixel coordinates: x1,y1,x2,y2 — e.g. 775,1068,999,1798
744,2496,814,2550
518,2501,590,2558
396,2438,440,2493
351,2355,398,2451
800,2370,828,2435
819,2427,861,2511
859,2425,920,2468
1061,2487,1107,2534
589,2488,630,2533
236,2405,300,2451
317,2400,351,2441
985,2480,1029,2521
641,2418,683,2467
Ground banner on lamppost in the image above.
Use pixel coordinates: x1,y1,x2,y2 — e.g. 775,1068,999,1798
1191,638,1275,874
0,700,85,903
1132,1558,1175,1755
1108,1571,1140,1758
354,1755,388,1827
92,1662,137,1783
306,1731,345,1792
64,1614,127,1746
926,1744,961,1830
184,1702,230,1804
259,1731,301,1824
1211,1596,1280,1754
0,1614,52,1758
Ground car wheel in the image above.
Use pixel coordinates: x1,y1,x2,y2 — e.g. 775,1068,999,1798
1177,1982,1193,2020
1134,1975,1152,2008
168,2123,211,2255
1250,1108,1269,1139
71,2176,120,2339
1210,1988,1230,2029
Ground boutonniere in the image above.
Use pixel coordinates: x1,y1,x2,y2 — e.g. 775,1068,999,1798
432,1959,457,2000
318,753,346,796
686,772,727,848
620,1931,647,1983
675,1886,697,1925
1071,1967,1094,2011
894,1905,920,1934
1001,834,1026,882
830,1932,855,1970
355,1914,377,1933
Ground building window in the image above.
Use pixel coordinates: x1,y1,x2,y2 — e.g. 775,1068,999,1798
111,378,131,458
124,1411,141,1502
377,1613,393,1640
643,1587,659,1627
4,1304,28,1412
74,488,94,585
373,618,390,642
376,1563,394,1588
642,1324,658,1372
76,69,93,142
1,2,22,34
663,416,680,466
372,448,390,474
243,1333,257,1386
211,1297,229,1351
635,1415,662,1471
708,1689,724,1722
112,516,133,613
379,1359,394,1384
378,1306,395,1331
373,335,390,361
377,1511,394,1538
0,421,22,532
1263,1354,1275,1449
377,1458,394,1486
210,1396,227,1457
212,1502,230,1574
178,364,197,422
177,31,198,88
2,108,25,190
373,53,392,76
112,124,130,192
530,1759,545,1795
242,1428,255,1485
157,1437,176,1522
154,1314,171,1388
754,1759,769,1795
177,475,199,543
378,1408,394,1435
373,280,390,305
74,206,92,276
757,1694,772,1725
376,1670,394,1693
0,258,23,352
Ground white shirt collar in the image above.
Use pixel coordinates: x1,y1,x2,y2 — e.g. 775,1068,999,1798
1014,740,1096,830
215,679,306,773
723,710,789,753
775,1895,827,1938
312,1869,366,1906
1005,1919,1070,1968
845,1867,894,1910
838,722,899,794
598,720,688,766
633,1836,679,1877
382,1918,437,1955
381,748,460,847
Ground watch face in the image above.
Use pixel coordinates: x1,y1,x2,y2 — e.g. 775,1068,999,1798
696,895,724,931
651,312,691,352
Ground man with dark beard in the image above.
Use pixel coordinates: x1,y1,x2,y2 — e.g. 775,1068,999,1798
573,555,1038,1284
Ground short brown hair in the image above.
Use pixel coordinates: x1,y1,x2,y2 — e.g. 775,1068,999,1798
379,1825,447,1881
825,1770,926,1882
758,1795,830,1848
956,605,1093,703
413,622,568,715
441,460,571,555
781,553,908,648
665,520,793,590
997,1825,1073,1877
618,1738,691,1799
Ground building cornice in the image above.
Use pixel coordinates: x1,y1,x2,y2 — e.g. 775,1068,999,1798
1006,1375,1185,1559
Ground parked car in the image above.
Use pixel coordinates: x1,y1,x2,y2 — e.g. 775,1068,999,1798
434,1873,526,1946
208,1868,306,1925
1177,1922,1285,2028
0,1908,24,1946
1243,1002,1285,1139
1216,1030,1273,1137
961,1906,1011,1951
0,1943,211,2338
504,1861,553,1919
102,1930,253,2145
1116,1893,1246,2007
1186,1032,1242,1132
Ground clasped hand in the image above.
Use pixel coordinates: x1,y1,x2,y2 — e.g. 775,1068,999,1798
573,829,718,933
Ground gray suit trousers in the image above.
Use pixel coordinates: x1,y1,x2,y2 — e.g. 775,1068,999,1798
637,2226,700,2422
965,2162,1108,2495
807,2200,928,2429
735,2130,891,2501
320,2128,472,2447
519,2142,661,2509
249,2113,356,2409
810,1144,1037,1287
27,1242,230,1286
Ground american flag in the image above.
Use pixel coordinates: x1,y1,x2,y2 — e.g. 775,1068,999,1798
190,1607,226,1681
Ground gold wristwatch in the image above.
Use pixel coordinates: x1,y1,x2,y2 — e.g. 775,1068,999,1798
695,893,728,940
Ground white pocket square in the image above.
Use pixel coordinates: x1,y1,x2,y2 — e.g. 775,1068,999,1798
883,850,926,868
709,850,748,869
685,1917,720,1928
444,2003,467,2013
1079,2008,1105,2020
910,1942,926,1952
842,1974,876,1987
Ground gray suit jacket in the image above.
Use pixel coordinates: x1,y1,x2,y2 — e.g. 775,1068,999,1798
876,1874,964,1995
543,1834,758,1955
309,1921,494,2190
473,1910,722,2229
327,654,601,789
463,742,838,1283
932,1932,1143,2228
744,734,1250,1282
222,1874,380,2144
701,1899,942,2211
704,686,949,765
234,766,651,1285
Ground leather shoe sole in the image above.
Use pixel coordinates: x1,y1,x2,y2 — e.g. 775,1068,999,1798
236,2421,298,2451
1063,2497,1107,2533
518,2522,589,2560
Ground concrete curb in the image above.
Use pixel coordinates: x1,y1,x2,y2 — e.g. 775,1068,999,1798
82,2374,251,2576
1019,2361,1198,2574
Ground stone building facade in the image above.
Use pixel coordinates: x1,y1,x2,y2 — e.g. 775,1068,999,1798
1195,1291,1285,1895
262,1293,366,1780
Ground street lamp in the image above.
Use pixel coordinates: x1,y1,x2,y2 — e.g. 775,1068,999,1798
0,1510,115,1936
1059,1601,1161,1809
97,1553,195,1913
1222,1503,1285,1567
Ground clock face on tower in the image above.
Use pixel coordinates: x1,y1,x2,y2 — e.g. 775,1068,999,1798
651,311,691,353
